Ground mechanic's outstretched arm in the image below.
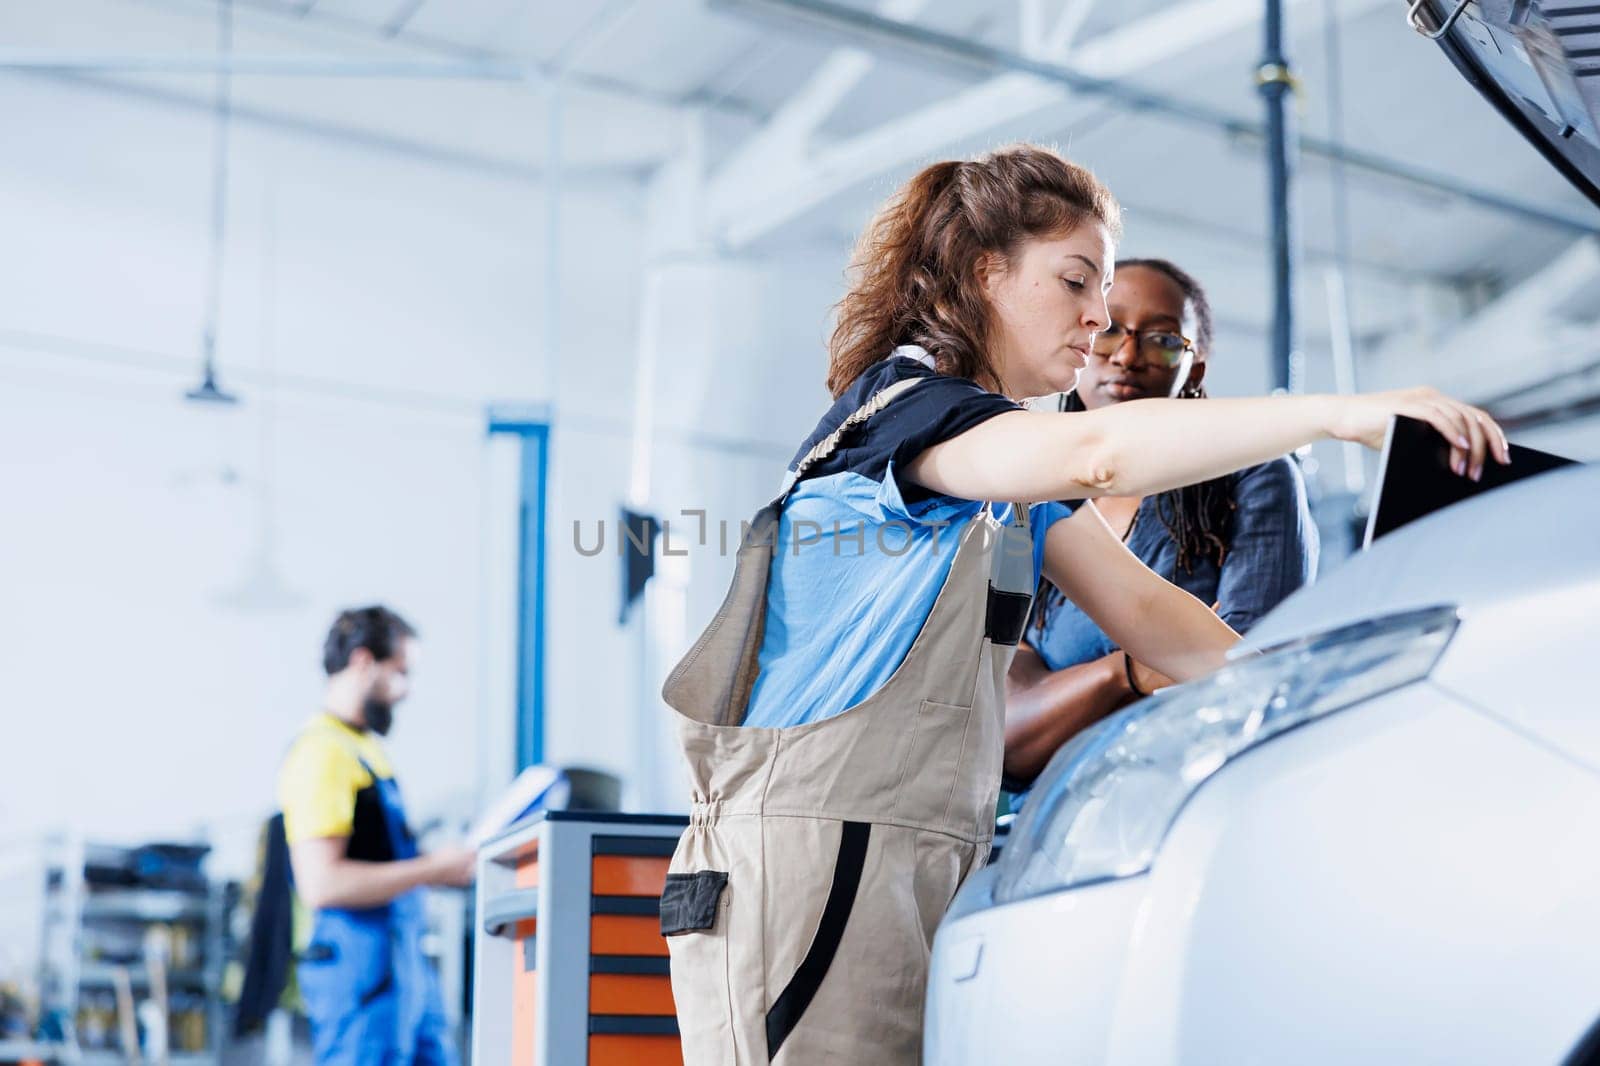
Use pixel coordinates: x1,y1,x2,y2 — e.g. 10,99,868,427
907,388,1509,505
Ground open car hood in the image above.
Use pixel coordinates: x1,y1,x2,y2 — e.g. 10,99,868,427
1417,0,1600,208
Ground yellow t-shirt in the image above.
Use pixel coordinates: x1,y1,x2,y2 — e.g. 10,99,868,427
278,714,400,858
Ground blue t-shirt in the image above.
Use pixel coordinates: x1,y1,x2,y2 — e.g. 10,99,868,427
743,350,1076,729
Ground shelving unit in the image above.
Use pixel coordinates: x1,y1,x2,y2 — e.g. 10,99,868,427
0,1041,67,1065
76,963,212,990
75,1053,216,1066
37,838,235,1065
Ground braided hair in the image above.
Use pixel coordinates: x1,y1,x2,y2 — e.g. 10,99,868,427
1031,258,1237,631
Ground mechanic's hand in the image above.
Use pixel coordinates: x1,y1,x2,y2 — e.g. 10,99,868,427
1330,387,1511,481
427,845,477,888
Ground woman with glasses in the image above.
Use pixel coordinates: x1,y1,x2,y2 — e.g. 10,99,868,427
1003,258,1320,787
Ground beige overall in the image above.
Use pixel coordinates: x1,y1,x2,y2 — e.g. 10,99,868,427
659,376,1035,1065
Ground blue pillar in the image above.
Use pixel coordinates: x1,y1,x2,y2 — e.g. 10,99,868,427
489,411,551,769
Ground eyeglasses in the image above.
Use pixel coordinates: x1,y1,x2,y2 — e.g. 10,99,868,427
1090,322,1195,369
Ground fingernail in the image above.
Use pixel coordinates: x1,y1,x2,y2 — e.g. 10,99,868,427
1471,466,1482,482
1453,457,1465,476
1457,437,1470,449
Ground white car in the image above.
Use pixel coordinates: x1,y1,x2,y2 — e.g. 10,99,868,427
925,462,1600,1065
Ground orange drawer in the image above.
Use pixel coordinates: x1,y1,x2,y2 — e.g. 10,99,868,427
589,973,676,1015
588,1034,683,1066
511,963,536,1066
510,853,539,1066
590,914,669,956
591,855,669,896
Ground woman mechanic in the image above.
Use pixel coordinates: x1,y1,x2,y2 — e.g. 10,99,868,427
1005,257,1320,786
657,144,1508,1066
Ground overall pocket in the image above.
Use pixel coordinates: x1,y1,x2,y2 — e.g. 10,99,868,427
662,856,735,1063
660,871,728,936
296,910,394,1022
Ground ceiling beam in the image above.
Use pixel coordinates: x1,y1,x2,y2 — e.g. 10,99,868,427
1365,238,1600,403
1026,0,1094,60
705,0,1348,246
16,69,648,186
707,0,931,208
124,0,768,119
1493,387,1600,432
0,50,529,78
381,0,429,38
707,0,1600,246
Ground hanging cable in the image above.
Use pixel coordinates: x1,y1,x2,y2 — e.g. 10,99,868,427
188,0,239,404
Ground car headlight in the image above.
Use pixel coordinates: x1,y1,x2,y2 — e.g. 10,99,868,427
990,605,1459,905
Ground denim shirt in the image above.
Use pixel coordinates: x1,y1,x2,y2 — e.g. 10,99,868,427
1026,456,1320,671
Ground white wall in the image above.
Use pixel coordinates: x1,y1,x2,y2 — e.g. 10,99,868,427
543,247,846,812
0,71,654,887
0,66,854,884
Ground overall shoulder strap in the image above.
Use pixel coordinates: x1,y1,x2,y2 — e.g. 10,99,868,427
776,375,927,501
310,716,381,782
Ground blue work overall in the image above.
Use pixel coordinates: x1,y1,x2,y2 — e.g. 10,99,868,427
296,760,455,1066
